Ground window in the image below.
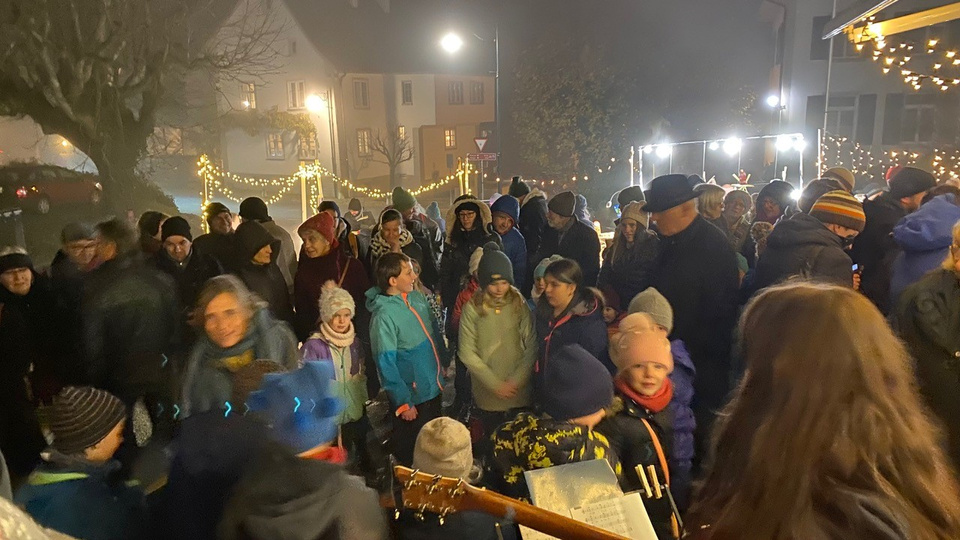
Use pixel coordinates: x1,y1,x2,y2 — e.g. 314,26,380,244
357,128,372,156
240,83,257,109
398,125,406,140
825,96,857,140
444,128,457,149
299,132,318,160
402,81,413,105
470,81,484,104
287,81,305,110
354,79,369,109
448,81,464,105
267,133,284,159
810,16,831,61
902,95,936,143
831,34,861,59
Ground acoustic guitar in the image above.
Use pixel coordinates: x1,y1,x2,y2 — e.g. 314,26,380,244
391,465,630,540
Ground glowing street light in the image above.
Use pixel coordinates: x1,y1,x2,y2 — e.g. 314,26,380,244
305,93,325,113
765,94,781,108
642,145,654,154
655,144,673,158
708,141,720,151
722,137,742,156
440,32,464,54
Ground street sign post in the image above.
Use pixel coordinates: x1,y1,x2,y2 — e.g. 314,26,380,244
467,153,497,161
474,138,488,152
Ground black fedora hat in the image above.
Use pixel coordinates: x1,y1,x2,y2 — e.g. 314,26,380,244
642,174,699,213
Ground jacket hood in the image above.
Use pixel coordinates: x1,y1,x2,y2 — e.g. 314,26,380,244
757,180,795,210
444,197,493,238
767,212,842,250
893,194,960,253
235,221,281,264
491,195,520,223
521,188,547,207
365,286,404,314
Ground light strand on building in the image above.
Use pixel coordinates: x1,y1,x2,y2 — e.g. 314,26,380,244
820,133,960,181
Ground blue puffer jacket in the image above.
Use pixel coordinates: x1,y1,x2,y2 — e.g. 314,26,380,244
668,339,696,511
491,196,529,291
890,193,960,306
367,287,449,414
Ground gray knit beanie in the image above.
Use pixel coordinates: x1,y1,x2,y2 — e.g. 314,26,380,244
413,417,473,479
50,386,126,455
628,287,674,334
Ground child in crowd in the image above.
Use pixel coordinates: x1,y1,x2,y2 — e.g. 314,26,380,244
459,244,537,458
219,361,388,540
598,313,680,540
301,281,370,471
527,254,564,310
491,344,618,499
600,286,628,337
628,287,696,510
16,387,147,540
366,252,449,465
398,417,518,540
449,247,484,337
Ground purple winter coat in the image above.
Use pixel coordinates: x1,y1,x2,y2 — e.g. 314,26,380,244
299,336,368,424
668,339,695,510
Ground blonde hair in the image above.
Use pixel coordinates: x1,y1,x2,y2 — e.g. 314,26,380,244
941,220,960,271
471,283,525,316
694,184,725,218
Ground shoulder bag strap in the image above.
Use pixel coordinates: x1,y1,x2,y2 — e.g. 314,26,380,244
338,258,351,287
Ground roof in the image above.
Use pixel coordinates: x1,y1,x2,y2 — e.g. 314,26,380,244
282,0,498,75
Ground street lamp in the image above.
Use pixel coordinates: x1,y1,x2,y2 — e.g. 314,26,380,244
440,32,464,54
304,91,339,200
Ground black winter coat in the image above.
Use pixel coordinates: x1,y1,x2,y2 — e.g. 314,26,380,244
537,219,602,286
751,213,854,292
598,230,660,308
82,254,180,399
534,290,608,399
1,272,63,394
851,192,907,314
519,192,548,258
234,221,295,327
154,249,223,313
192,231,239,273
48,250,88,381
649,216,739,435
439,225,501,309
895,269,960,472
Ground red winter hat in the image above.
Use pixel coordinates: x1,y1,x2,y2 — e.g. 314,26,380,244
298,212,339,248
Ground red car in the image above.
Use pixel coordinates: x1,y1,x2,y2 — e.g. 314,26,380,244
0,164,103,214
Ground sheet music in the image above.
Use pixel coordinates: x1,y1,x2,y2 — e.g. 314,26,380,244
569,493,658,540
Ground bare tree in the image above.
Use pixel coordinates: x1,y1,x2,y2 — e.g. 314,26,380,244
0,0,283,208
370,125,414,189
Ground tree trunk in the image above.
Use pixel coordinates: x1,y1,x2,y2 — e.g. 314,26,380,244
389,162,399,189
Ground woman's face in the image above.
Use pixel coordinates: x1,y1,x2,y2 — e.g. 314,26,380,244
543,275,576,310
204,292,250,349
381,219,402,244
723,195,748,221
487,279,510,299
0,267,32,296
458,210,478,230
760,197,781,220
300,230,331,259
620,218,639,243
329,308,352,334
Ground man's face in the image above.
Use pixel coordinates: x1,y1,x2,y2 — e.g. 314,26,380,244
760,197,781,220
0,267,32,296
389,261,416,294
65,239,98,268
163,236,192,263
252,244,272,265
492,212,514,235
322,209,338,220
546,210,570,230
400,207,416,220
95,238,117,262
349,210,360,217
903,192,926,213
209,212,234,235
458,209,477,230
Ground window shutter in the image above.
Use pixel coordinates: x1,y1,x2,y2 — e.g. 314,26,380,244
856,94,877,144
882,93,905,145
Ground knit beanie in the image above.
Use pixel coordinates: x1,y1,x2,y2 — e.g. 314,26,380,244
534,255,565,280
609,313,674,374
468,246,484,276
0,251,33,273
477,242,514,288
797,178,844,214
823,167,856,192
161,216,193,241
61,222,96,244
809,190,866,232
246,361,344,454
239,197,270,222
628,287,674,334
319,280,355,322
50,386,126,455
412,417,473,479
204,202,231,224
889,167,937,199
392,187,417,213
548,191,577,218
508,176,531,198
318,200,341,218
619,201,647,226
297,212,339,247
426,201,443,222
541,345,614,421
347,198,362,212
617,185,645,208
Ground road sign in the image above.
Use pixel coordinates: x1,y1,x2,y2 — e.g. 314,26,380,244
467,153,497,161
474,138,488,152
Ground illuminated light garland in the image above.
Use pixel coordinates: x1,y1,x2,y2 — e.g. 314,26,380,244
858,27,960,91
819,132,960,181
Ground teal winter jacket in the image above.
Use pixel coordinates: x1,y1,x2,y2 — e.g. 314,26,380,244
366,287,448,415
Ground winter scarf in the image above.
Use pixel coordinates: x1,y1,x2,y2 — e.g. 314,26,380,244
370,228,414,258
319,321,355,349
615,375,673,413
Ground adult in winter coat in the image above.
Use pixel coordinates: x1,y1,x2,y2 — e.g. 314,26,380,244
689,283,960,540
852,167,937,314
319,200,371,263
890,192,960,305
751,191,865,293
644,174,739,464
439,196,501,309
0,248,48,480
598,201,660,306
392,187,444,263
294,212,370,341
510,177,549,287
153,217,223,325
895,226,960,472
192,202,239,272
136,211,167,258
239,197,298,294
369,209,438,290
346,197,376,231
491,344,618,500
537,191,602,286
741,180,795,267
490,194,528,292
48,222,99,384
181,275,298,417
534,258,608,398
709,189,753,253
234,220,295,327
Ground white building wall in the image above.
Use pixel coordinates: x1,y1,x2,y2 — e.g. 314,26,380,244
394,74,437,179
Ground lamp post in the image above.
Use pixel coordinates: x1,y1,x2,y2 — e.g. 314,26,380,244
307,91,338,196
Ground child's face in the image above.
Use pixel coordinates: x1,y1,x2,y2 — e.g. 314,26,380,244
533,276,546,295
487,279,510,299
329,308,352,333
603,307,618,323
84,419,125,463
623,362,670,397
389,261,416,294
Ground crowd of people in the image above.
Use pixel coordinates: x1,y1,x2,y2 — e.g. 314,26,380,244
3,168,960,539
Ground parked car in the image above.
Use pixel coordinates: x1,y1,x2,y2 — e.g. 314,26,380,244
0,164,102,214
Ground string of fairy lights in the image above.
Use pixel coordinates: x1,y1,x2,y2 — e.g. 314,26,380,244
854,17,960,91
818,132,960,181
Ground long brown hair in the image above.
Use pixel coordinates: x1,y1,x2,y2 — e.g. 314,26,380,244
470,280,525,316
688,282,960,539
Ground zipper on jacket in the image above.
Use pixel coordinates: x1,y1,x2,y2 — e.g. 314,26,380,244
402,293,444,392
538,313,572,373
